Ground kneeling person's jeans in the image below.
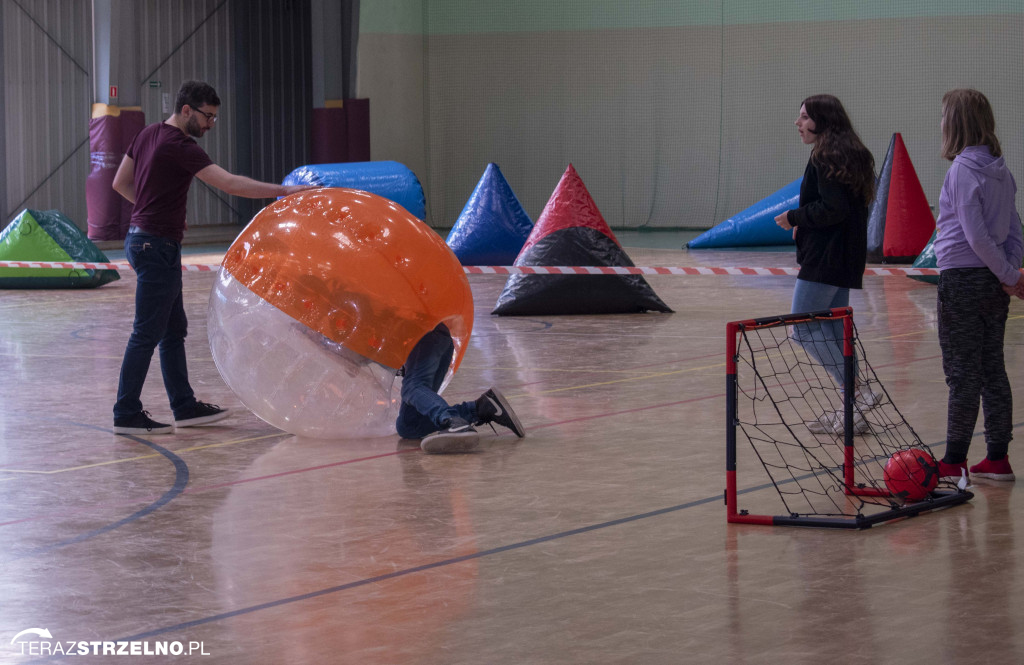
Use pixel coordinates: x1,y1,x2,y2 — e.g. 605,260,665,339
395,325,477,439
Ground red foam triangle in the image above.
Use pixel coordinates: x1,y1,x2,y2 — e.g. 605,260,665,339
518,164,621,257
883,133,935,258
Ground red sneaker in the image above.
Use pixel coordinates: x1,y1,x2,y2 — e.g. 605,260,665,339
969,456,1015,481
938,460,969,483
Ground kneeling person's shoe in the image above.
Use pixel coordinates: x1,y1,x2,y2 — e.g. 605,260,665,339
969,456,1015,481
421,418,480,454
475,388,526,438
174,401,231,428
114,411,173,435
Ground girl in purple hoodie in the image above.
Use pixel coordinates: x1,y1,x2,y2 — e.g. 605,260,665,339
935,88,1022,483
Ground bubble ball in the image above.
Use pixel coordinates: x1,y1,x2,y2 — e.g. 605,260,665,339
208,187,474,439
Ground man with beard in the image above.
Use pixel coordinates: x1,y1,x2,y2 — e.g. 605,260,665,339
111,80,313,435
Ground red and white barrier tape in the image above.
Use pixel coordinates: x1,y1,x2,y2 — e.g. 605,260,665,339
0,260,215,272
0,260,941,277
463,265,941,277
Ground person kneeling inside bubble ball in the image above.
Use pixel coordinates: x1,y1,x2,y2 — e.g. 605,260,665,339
397,323,525,454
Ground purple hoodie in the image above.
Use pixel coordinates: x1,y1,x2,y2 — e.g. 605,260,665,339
934,145,1023,285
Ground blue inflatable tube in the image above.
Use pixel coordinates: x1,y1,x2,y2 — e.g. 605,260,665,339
282,161,426,219
687,178,802,249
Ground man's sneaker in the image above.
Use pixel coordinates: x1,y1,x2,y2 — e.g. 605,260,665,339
475,388,526,438
969,456,1015,481
421,418,480,454
174,401,231,428
938,460,970,485
113,411,173,435
806,409,868,435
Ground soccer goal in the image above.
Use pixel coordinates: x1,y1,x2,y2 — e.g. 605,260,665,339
725,307,972,529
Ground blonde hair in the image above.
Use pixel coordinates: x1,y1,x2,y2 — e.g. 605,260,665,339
941,89,1002,160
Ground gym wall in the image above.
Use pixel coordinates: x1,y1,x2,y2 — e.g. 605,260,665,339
358,1,1024,229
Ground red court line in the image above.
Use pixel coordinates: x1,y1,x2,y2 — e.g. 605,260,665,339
529,392,722,430
0,353,946,528
183,449,416,494
0,391,715,528
0,449,417,528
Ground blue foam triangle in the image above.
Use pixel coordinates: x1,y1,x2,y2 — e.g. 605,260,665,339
687,178,802,249
446,163,533,265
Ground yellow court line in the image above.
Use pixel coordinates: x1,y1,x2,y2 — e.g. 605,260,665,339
511,361,726,398
863,315,1024,341
501,350,798,398
462,364,693,376
0,432,288,475
872,330,932,340
0,352,124,360
500,346,811,399
869,313,1024,342
0,284,212,311
176,432,290,453
0,293,130,310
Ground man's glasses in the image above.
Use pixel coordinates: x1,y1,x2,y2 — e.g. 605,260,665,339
190,105,217,123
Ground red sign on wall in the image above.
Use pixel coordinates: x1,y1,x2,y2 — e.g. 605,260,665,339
110,85,118,99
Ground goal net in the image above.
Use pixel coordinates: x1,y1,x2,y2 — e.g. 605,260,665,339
725,307,972,529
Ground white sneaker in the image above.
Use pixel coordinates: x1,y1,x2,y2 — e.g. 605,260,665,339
420,418,480,454
854,388,883,410
806,410,869,435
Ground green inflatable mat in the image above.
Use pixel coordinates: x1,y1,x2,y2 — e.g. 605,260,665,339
908,230,938,285
0,209,120,289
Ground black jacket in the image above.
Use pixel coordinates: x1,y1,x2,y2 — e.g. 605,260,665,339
789,158,868,289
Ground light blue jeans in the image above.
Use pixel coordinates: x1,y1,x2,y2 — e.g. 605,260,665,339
790,279,854,388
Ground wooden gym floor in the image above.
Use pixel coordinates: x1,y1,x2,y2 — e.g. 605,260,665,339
1,239,1023,664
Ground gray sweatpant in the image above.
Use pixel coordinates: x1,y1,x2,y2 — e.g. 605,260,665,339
937,267,1013,463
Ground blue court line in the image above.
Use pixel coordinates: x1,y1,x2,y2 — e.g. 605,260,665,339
24,420,1014,659
15,424,189,558
119,491,725,641
115,423,1013,642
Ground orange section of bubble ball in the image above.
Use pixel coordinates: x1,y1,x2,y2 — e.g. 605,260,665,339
222,188,474,371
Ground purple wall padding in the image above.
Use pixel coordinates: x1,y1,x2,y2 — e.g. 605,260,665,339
86,110,145,241
344,99,370,162
311,108,347,164
310,99,370,164
86,115,121,240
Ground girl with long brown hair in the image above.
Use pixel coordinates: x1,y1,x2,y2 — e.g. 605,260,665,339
774,94,876,434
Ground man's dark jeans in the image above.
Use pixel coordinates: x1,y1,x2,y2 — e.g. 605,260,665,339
113,230,196,421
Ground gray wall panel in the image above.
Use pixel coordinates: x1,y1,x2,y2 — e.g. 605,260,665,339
2,0,91,226
359,8,1024,229
0,0,312,232
114,0,309,228
134,0,241,227
357,32,427,209
717,15,1024,228
230,0,312,224
241,0,312,185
